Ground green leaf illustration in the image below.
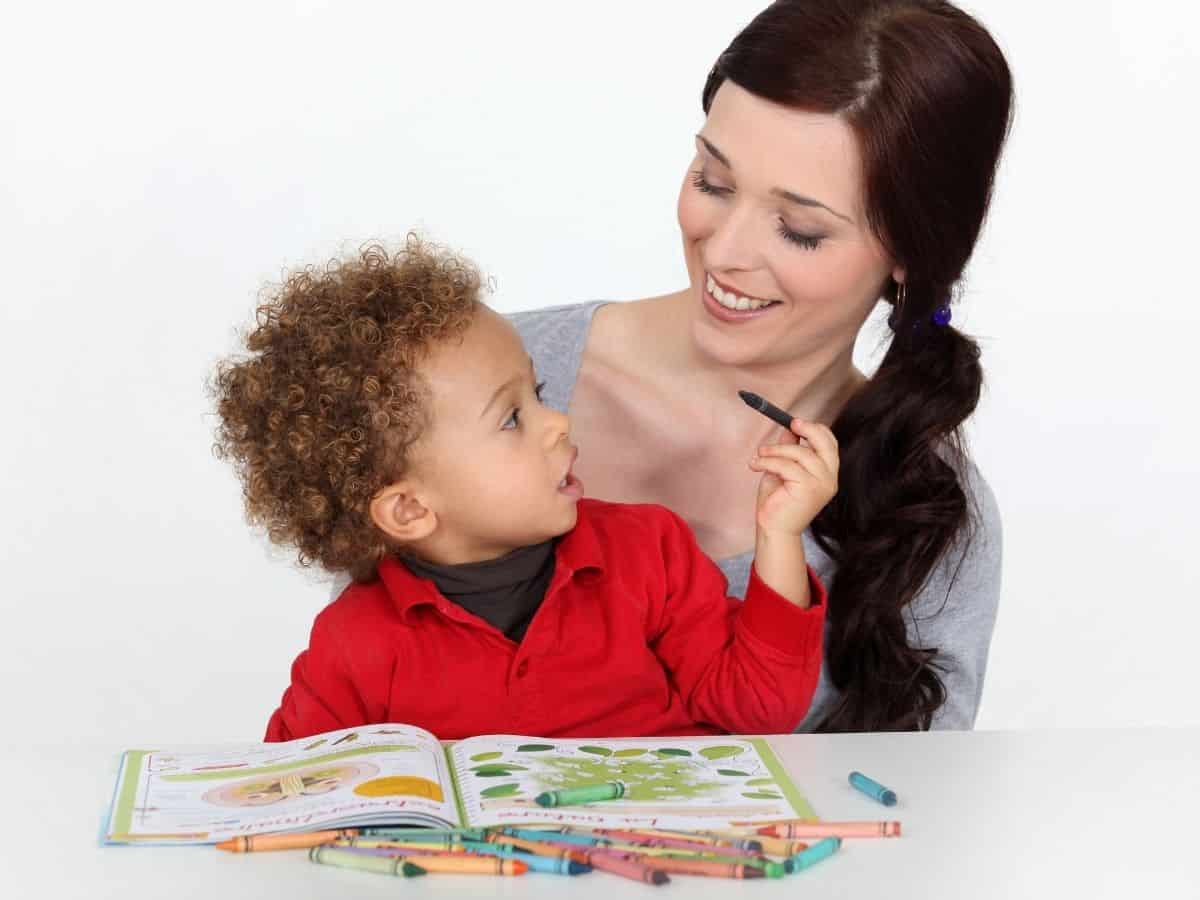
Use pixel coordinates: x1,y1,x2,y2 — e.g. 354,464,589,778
746,777,777,786
471,764,528,777
717,769,750,777
699,746,743,760
654,748,692,758
742,791,783,800
470,751,504,762
579,746,613,757
516,744,554,753
613,749,648,758
480,783,522,799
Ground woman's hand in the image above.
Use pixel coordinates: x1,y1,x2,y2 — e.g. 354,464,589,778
749,419,839,537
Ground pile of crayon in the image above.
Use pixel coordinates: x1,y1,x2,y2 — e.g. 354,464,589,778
215,818,901,885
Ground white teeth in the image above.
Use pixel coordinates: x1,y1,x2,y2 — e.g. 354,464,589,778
706,273,775,311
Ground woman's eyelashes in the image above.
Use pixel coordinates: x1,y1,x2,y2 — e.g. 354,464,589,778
776,220,823,250
690,169,824,250
501,381,547,431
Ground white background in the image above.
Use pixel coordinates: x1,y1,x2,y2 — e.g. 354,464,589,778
1,1,1197,745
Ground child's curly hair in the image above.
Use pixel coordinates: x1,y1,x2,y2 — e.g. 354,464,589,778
212,236,482,582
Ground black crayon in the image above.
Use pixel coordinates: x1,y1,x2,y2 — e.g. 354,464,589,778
737,390,796,431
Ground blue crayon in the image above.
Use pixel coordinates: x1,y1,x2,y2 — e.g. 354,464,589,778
788,837,841,872
848,770,898,806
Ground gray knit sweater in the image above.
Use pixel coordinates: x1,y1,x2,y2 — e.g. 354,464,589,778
508,300,1003,731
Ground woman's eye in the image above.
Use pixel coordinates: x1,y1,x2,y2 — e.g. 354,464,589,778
534,380,546,401
776,220,823,250
690,170,731,196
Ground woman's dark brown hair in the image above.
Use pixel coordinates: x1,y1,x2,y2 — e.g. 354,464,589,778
703,0,1013,730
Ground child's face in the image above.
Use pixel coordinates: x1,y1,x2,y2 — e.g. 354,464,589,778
401,307,583,563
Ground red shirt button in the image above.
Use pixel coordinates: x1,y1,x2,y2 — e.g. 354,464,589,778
516,660,529,678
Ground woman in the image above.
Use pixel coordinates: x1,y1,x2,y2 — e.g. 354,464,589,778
512,0,1013,731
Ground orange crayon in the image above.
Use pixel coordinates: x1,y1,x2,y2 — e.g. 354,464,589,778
216,829,359,852
403,855,527,875
757,820,901,839
748,835,809,856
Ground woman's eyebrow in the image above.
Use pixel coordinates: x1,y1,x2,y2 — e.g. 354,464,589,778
695,133,854,224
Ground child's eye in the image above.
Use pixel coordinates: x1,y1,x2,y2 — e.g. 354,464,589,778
501,382,547,431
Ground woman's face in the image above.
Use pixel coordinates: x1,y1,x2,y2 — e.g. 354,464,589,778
677,80,902,368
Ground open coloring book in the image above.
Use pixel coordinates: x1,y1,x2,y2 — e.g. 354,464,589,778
105,724,815,844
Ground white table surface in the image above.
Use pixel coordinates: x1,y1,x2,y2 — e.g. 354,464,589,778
4,728,1196,899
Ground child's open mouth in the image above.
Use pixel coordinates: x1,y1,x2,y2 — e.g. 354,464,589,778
558,471,584,498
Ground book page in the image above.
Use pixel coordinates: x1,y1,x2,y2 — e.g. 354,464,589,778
449,734,814,830
106,724,459,844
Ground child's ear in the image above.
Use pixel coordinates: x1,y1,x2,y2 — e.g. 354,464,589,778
369,481,437,543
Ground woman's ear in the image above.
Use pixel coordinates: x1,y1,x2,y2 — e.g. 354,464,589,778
369,481,437,543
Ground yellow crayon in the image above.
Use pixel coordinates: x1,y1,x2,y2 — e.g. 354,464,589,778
215,829,358,852
645,828,764,851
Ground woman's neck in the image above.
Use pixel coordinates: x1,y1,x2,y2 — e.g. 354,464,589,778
649,289,867,446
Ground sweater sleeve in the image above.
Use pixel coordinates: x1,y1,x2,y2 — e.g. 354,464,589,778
264,604,377,742
647,507,827,734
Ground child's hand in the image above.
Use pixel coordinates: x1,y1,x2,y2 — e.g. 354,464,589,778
749,419,839,537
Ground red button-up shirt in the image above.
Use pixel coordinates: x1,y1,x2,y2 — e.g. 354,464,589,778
266,499,827,741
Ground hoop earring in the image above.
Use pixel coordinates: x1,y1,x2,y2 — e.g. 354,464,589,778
887,281,906,331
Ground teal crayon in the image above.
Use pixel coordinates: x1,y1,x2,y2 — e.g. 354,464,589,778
309,846,427,877
788,837,842,872
501,827,608,847
535,781,626,807
849,770,898,806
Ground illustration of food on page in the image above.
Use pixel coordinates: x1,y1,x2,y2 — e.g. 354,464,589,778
450,736,813,830
108,726,456,843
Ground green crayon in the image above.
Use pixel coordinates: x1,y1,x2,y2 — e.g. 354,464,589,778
535,781,626,808
309,846,427,877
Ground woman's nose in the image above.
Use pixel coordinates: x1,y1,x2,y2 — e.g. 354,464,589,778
703,204,761,273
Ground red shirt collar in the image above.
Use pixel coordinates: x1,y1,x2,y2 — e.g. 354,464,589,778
378,498,608,623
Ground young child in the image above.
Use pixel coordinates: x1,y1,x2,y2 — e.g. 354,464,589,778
212,237,838,741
